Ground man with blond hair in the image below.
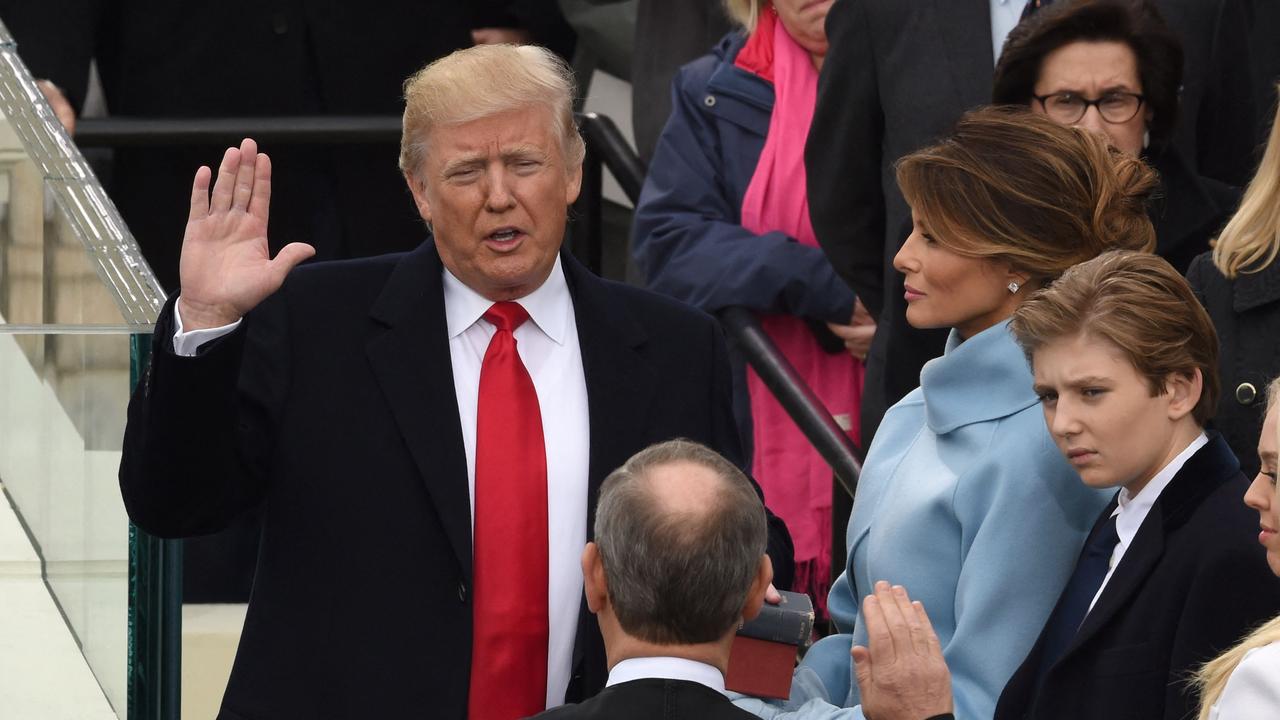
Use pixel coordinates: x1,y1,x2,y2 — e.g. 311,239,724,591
119,44,792,720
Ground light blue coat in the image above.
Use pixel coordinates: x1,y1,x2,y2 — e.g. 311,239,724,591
738,320,1110,719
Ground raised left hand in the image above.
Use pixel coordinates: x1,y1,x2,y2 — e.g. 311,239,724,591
851,581,953,720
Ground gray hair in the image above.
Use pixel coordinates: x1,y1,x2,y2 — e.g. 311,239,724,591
594,439,767,645
398,44,586,179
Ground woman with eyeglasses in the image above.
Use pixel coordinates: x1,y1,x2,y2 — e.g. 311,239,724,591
993,0,1239,275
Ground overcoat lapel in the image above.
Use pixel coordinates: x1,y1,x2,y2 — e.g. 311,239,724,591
365,242,473,582
1063,435,1240,657
931,0,995,108
561,252,657,538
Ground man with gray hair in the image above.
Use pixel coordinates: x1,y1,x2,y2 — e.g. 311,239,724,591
119,44,792,720
534,439,773,720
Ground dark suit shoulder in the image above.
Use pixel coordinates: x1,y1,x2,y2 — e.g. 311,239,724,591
596,277,720,333
532,679,755,720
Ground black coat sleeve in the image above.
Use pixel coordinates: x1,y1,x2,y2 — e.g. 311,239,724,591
119,294,286,538
805,0,886,318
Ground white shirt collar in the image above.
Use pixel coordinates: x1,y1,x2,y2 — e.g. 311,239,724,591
606,657,727,696
441,255,571,345
1112,432,1209,542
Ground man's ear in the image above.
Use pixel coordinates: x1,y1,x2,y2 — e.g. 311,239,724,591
582,542,609,615
741,555,774,623
1165,369,1203,423
564,160,583,207
404,171,432,224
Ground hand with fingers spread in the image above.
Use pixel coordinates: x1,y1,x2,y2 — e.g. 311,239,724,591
852,581,954,720
178,138,316,331
827,298,877,361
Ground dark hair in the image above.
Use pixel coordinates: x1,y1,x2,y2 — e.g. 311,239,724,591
594,440,766,645
1010,250,1220,425
896,106,1157,287
993,0,1184,146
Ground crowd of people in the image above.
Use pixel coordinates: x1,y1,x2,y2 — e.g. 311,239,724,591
17,0,1280,718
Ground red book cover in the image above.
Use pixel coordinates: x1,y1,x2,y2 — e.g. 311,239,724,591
725,590,814,700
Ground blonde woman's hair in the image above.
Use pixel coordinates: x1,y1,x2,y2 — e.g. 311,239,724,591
1194,377,1280,719
897,106,1157,288
1212,88,1280,279
398,44,585,180
722,0,762,31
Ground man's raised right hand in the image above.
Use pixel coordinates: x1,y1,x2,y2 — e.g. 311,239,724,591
177,138,315,330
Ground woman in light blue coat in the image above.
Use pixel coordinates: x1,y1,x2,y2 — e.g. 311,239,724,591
740,107,1160,720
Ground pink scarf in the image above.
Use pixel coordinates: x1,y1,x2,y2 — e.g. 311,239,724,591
736,8,863,613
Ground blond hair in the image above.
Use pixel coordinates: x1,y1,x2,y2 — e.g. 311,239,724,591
1195,378,1280,719
897,107,1157,288
722,0,762,31
1212,87,1280,279
398,44,585,179
1009,250,1220,426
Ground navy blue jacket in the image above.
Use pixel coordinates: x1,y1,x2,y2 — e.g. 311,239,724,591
632,33,858,450
632,32,856,326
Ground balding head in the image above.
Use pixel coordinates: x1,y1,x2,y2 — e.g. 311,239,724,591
593,440,768,645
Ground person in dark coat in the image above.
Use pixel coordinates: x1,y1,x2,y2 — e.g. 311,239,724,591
995,251,1280,720
1188,94,1280,479
530,440,773,720
632,0,867,610
806,0,1254,443
0,0,477,604
118,46,794,718
992,0,1240,276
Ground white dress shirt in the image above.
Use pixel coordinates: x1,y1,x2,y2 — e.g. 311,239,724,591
443,255,590,709
173,255,591,709
1208,642,1280,720
990,0,1028,63
606,656,728,695
1087,432,1209,614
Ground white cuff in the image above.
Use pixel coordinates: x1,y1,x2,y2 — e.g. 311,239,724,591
172,298,242,357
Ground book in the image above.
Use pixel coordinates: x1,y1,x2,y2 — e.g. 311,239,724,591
725,590,815,700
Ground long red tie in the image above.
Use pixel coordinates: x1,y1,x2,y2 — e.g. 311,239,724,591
468,301,549,720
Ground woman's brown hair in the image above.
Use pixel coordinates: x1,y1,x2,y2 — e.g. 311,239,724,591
1010,250,1220,426
896,106,1157,288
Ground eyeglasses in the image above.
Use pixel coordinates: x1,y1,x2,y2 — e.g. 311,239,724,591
1033,91,1145,124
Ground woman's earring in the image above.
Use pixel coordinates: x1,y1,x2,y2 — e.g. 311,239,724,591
1142,130,1150,149
1007,281,1021,294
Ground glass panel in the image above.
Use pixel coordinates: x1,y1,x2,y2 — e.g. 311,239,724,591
0,19,166,720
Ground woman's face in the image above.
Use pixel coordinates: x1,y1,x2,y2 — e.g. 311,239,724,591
1244,403,1280,577
892,210,1025,339
773,0,834,64
1031,40,1150,156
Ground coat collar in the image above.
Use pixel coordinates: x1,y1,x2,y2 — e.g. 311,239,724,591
560,250,656,537
366,240,474,580
921,320,1039,435
705,32,774,115
1232,256,1280,313
1066,433,1240,655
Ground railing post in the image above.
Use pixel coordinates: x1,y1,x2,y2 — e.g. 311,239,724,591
127,334,182,720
